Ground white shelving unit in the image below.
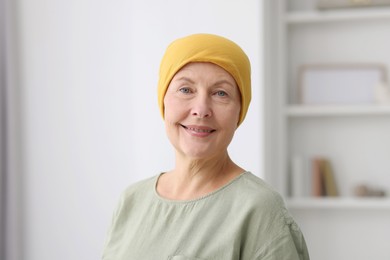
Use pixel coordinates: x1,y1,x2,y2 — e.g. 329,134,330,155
287,197,390,210
263,1,390,259
286,104,390,116
285,8,390,23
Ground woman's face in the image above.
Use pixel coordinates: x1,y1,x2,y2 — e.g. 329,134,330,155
163,62,241,160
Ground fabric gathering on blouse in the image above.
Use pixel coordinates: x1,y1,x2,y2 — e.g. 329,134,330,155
102,172,310,260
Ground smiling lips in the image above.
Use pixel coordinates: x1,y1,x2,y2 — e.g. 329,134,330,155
181,124,216,136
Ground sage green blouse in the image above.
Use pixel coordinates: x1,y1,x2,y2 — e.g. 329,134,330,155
102,172,309,260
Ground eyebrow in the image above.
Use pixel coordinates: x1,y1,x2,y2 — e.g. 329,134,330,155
213,79,236,89
175,77,236,89
175,77,195,84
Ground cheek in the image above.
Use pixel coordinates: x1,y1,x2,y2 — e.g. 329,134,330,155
224,104,241,127
215,106,240,135
163,95,183,123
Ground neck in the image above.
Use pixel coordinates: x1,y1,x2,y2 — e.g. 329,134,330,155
176,151,232,178
157,152,245,200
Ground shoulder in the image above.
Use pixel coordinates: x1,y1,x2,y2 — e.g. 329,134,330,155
113,175,158,212
121,175,158,200
234,173,298,239
237,173,309,259
228,172,289,230
236,172,286,211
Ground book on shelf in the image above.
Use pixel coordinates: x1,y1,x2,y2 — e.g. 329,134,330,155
311,158,325,196
311,157,339,197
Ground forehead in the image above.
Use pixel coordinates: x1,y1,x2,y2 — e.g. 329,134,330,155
173,62,236,82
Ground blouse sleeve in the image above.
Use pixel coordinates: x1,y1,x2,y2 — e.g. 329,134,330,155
101,193,127,260
253,209,310,260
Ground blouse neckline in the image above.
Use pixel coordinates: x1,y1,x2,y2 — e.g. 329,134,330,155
153,171,249,204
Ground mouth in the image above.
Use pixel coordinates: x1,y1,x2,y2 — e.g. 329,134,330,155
180,124,216,133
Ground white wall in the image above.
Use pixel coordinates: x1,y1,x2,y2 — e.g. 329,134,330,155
16,0,263,259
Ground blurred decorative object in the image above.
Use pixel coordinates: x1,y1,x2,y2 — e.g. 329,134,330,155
353,184,370,196
317,0,390,9
374,81,390,104
353,183,387,197
298,63,387,105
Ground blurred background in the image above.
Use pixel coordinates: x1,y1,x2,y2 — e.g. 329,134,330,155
0,0,263,259
2,0,390,260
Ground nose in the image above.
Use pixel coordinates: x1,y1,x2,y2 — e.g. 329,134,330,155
191,95,212,118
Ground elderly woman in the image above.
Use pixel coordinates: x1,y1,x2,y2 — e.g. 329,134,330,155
102,34,309,260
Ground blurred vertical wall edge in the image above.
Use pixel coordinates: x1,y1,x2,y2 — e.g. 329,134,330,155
0,0,5,256
1,0,24,259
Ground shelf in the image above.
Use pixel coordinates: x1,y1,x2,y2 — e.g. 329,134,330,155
285,104,390,117
285,8,390,24
286,197,390,210
265,1,390,258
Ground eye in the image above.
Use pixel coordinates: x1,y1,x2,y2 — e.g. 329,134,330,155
215,90,227,97
179,87,191,94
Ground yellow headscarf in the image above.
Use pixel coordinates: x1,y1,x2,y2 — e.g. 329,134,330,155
157,33,251,126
